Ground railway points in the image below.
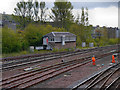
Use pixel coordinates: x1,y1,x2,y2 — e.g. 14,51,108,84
1,44,120,89
34,54,119,88
70,63,120,90
1,44,118,71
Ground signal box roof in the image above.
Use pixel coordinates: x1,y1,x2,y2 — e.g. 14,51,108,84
44,32,76,37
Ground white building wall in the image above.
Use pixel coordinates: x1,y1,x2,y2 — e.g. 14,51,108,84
54,37,61,42
54,36,76,42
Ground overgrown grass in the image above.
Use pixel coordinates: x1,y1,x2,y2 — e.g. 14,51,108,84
76,46,94,49
2,48,75,58
52,48,75,52
2,50,52,58
2,43,118,58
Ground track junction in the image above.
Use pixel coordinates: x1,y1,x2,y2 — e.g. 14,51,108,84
1,44,120,89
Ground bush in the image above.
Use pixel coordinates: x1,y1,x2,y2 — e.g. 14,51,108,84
2,27,22,53
24,24,66,47
108,38,118,45
69,24,93,47
24,24,43,46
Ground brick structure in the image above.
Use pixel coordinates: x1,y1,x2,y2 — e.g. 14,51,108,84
49,42,76,49
43,32,76,49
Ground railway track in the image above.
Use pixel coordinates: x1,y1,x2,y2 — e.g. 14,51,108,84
1,44,119,70
2,44,118,64
105,75,120,90
6,44,120,59
1,49,116,89
71,63,120,90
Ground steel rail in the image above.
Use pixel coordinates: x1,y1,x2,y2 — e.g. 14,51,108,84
86,67,120,90
2,57,92,89
1,56,91,85
1,52,112,89
71,63,120,90
1,46,117,71
2,44,117,64
105,76,120,90
98,68,120,90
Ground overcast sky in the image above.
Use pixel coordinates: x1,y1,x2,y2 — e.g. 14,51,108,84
0,0,119,27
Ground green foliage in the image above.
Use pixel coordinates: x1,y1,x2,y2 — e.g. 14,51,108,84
76,37,82,46
108,38,118,45
2,50,53,58
26,0,33,23
17,31,29,50
13,0,31,29
24,24,66,46
13,0,48,29
69,24,93,46
2,24,66,54
51,0,73,30
85,7,89,26
2,27,22,53
2,23,119,55
81,7,85,25
93,27,113,47
3,0,119,56
24,24,43,46
13,1,28,28
80,7,89,26
118,38,120,44
0,29,2,54
40,1,47,22
34,1,39,21
52,48,74,52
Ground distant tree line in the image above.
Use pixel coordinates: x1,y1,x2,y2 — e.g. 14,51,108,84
12,0,89,30
13,0,48,29
2,24,119,53
2,25,66,53
2,0,119,54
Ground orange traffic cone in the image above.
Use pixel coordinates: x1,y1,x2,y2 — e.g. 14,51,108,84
92,56,96,65
112,55,115,63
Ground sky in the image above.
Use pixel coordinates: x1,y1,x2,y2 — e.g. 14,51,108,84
0,0,119,28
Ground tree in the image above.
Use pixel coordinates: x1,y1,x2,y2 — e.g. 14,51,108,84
69,24,93,46
40,2,48,23
94,27,104,47
0,28,2,54
85,7,89,26
81,7,85,25
24,24,43,46
75,13,80,25
13,0,28,29
33,0,39,21
50,0,73,30
24,24,66,46
2,27,22,53
80,7,89,26
26,0,33,23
